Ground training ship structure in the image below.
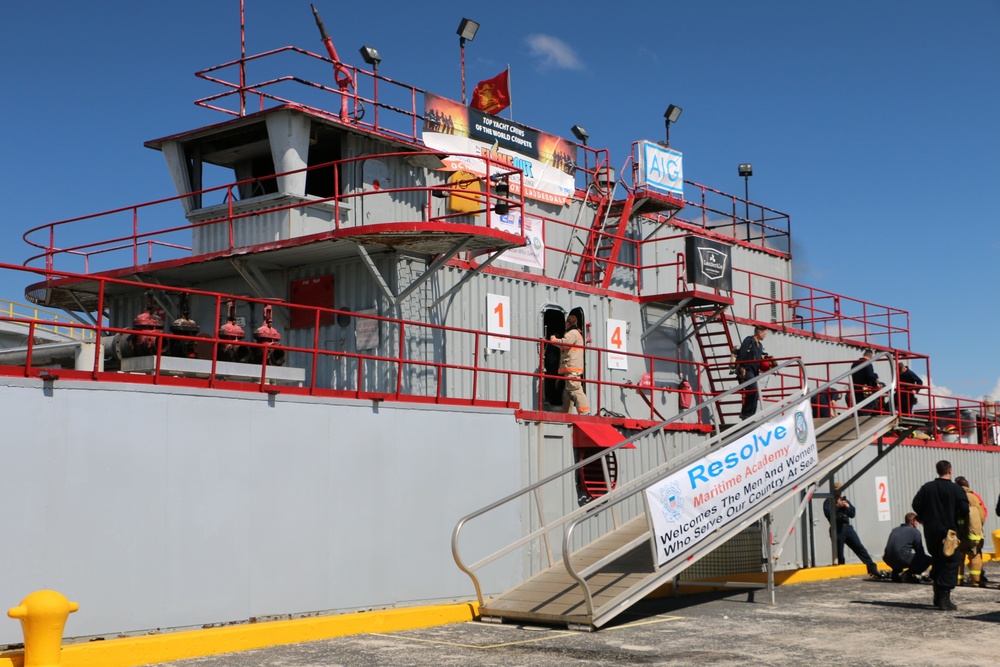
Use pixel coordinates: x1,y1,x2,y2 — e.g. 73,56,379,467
1,9,998,640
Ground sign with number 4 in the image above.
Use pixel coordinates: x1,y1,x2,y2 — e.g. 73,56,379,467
607,319,627,370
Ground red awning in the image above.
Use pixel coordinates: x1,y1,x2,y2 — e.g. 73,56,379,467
572,422,635,449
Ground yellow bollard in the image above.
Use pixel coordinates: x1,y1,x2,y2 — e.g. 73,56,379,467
7,590,79,667
993,529,1000,561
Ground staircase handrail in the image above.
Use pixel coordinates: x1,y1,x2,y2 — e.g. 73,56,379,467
556,352,897,621
452,357,808,607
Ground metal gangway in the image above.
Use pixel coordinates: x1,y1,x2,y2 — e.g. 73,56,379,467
452,353,905,630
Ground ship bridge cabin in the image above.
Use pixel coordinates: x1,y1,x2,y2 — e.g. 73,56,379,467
11,38,998,446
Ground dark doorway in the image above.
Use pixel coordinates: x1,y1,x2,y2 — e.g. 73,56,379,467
541,306,587,410
541,307,566,408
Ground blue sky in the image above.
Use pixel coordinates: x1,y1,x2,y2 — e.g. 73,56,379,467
1,1,997,400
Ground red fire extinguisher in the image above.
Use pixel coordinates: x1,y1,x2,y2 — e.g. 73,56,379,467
678,379,693,410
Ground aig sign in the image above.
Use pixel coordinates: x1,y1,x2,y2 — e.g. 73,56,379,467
637,140,683,197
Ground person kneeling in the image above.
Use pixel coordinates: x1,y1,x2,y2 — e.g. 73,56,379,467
882,512,932,583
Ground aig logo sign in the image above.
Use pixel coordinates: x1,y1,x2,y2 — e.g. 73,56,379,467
638,141,683,197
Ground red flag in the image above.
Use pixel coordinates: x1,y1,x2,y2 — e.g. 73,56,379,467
471,69,510,114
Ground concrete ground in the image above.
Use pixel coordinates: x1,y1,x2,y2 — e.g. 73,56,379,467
148,568,1000,667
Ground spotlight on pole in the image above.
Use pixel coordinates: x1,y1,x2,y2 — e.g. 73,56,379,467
457,18,479,105
738,163,753,225
571,125,590,188
359,45,381,74
663,104,682,146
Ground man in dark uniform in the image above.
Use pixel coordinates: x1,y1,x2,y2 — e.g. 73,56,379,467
823,482,879,577
882,512,931,582
897,361,924,415
912,460,970,610
736,325,768,419
851,348,881,414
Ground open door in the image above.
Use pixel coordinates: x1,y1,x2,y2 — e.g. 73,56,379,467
541,305,588,411
541,307,566,409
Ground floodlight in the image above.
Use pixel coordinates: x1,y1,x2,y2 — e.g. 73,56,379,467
359,45,381,68
457,18,479,43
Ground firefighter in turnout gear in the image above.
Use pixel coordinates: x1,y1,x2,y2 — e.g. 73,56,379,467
955,476,987,586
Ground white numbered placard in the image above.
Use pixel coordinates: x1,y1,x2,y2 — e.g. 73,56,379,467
875,476,891,522
607,318,627,370
487,293,510,351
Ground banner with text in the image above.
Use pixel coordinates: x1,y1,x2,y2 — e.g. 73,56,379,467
422,93,576,206
636,140,683,198
492,211,545,269
645,401,817,567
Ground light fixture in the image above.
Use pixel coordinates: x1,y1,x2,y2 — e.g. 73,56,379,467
663,104,682,146
493,176,510,215
457,18,479,43
571,125,590,189
457,18,480,105
738,163,753,222
359,45,381,70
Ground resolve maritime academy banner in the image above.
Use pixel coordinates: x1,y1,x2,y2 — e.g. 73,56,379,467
644,401,817,568
685,236,733,291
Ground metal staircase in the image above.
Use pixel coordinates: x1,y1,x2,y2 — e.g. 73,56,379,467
576,194,634,288
453,357,900,631
576,182,685,289
687,306,742,426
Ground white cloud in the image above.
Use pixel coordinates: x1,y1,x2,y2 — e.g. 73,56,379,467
525,34,583,70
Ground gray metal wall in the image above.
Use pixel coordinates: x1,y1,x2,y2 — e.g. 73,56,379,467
0,376,522,643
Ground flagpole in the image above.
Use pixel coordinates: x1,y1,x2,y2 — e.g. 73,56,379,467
506,65,512,119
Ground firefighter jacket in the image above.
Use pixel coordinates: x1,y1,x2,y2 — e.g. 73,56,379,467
964,487,986,539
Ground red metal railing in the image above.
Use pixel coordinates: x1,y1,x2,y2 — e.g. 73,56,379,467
3,263,995,443
0,264,706,424
22,151,525,275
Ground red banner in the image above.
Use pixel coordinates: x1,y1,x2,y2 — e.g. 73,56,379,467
471,70,510,115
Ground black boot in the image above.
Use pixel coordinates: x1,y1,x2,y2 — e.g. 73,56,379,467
932,586,941,607
936,587,958,611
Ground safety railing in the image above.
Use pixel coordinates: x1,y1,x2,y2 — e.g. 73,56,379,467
0,299,93,342
22,151,525,275
671,181,791,257
730,266,911,351
0,264,707,421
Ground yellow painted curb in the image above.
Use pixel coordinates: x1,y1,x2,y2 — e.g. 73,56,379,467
2,555,995,667
0,602,478,667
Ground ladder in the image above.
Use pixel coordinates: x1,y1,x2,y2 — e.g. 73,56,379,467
688,306,741,426
576,194,635,289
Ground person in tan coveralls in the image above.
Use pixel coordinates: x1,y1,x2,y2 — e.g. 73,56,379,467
549,314,590,415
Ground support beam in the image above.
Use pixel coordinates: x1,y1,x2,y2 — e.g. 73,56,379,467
640,297,692,340
396,237,471,303
430,248,505,308
229,258,290,328
356,246,396,306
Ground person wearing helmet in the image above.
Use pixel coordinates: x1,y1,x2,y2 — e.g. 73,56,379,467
735,325,768,419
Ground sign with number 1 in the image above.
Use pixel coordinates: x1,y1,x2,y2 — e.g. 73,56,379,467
487,294,510,351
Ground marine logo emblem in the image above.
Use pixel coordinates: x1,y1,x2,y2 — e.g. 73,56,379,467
794,411,809,444
659,481,685,522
